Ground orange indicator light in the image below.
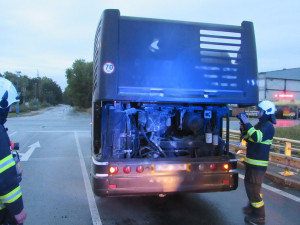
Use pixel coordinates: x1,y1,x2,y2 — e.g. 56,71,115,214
109,166,118,174
222,163,229,170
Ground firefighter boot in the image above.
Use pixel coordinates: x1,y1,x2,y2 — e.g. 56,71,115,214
244,215,265,225
244,206,265,225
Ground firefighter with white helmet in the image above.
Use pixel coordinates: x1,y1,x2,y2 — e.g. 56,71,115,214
0,77,27,224
239,100,276,224
258,100,277,116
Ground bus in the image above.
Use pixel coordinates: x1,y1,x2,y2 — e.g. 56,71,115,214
91,9,258,197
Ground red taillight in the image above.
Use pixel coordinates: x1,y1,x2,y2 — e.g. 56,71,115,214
136,165,144,173
210,164,217,170
109,166,118,174
222,180,230,184
274,93,294,99
123,166,131,173
222,163,229,171
108,184,117,188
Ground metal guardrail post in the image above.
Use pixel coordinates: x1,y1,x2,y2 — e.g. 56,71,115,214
285,142,292,156
241,139,246,146
279,142,296,176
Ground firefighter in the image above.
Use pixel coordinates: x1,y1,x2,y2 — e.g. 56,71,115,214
239,100,276,225
0,77,26,224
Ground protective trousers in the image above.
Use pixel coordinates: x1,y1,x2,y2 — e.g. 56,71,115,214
244,165,266,218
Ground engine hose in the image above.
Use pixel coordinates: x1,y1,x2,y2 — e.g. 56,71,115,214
130,115,139,157
139,146,155,157
140,126,166,157
151,140,167,157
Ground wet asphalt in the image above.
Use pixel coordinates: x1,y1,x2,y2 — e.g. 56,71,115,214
5,105,300,225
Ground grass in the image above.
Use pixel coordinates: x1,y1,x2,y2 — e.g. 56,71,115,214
274,125,300,158
8,112,28,117
8,106,52,118
75,107,92,114
8,111,40,117
275,125,300,141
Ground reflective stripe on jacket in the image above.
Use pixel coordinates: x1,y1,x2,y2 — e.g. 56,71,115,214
0,154,16,174
0,186,22,204
246,127,273,145
244,120,274,169
244,157,268,167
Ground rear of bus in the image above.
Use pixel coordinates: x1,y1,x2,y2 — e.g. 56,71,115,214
91,9,258,197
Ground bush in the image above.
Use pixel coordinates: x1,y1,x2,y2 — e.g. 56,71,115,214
275,125,300,141
9,100,41,114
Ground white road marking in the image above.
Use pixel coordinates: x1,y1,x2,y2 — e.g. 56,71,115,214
8,131,17,137
75,131,102,225
20,141,40,161
239,174,300,203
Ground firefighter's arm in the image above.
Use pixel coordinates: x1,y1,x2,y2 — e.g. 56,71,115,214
239,122,247,137
0,136,26,221
238,113,249,139
243,123,263,143
238,114,251,140
239,113,264,142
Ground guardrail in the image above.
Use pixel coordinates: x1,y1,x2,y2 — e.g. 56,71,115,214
224,129,300,175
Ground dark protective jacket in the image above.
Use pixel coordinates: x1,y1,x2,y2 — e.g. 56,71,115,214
0,118,24,216
243,115,275,170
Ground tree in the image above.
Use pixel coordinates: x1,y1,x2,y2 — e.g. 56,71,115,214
40,77,63,105
2,71,62,106
65,59,93,108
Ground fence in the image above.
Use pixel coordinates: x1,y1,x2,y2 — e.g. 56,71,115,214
225,129,300,175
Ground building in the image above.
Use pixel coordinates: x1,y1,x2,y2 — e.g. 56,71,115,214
258,68,300,119
258,67,300,101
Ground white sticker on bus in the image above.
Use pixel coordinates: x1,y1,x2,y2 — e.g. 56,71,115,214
103,62,115,74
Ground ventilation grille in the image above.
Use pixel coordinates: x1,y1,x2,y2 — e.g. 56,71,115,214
200,29,241,65
93,20,102,91
198,29,242,88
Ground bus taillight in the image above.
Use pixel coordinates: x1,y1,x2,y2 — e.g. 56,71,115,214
109,166,118,174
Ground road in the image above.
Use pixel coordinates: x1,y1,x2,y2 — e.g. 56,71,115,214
5,105,300,225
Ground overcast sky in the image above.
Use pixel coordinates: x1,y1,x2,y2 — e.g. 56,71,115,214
0,0,299,90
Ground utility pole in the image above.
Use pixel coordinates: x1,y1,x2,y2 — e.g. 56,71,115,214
22,87,26,103
36,70,40,106
34,83,38,109
16,71,21,114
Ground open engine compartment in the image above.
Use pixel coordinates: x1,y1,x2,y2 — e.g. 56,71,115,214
96,102,229,159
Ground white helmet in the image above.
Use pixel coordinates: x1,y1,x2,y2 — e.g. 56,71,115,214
0,77,19,109
258,100,276,115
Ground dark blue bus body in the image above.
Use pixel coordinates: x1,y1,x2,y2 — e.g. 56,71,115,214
92,9,258,197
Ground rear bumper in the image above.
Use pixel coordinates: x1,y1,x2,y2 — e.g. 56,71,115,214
91,157,238,197
93,172,238,197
